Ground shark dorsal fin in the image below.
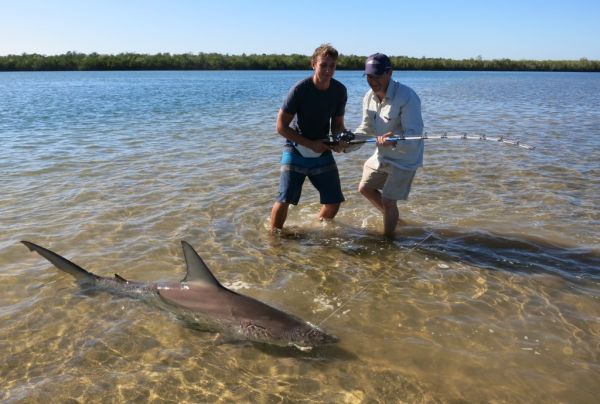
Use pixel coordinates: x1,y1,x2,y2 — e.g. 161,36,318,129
180,241,222,287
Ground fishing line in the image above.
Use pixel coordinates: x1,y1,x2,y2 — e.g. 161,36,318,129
317,233,433,327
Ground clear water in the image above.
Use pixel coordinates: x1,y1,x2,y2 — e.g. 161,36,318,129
1,70,599,402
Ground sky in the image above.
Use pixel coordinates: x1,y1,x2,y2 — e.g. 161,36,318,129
1,0,599,60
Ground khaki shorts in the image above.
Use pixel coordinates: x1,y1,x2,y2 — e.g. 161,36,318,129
359,159,416,201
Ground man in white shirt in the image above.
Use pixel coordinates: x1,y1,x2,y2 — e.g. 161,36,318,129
354,53,424,237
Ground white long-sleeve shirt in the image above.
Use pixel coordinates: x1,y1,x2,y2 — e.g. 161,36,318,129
355,79,424,171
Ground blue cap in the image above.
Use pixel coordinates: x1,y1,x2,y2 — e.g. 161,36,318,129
364,53,392,75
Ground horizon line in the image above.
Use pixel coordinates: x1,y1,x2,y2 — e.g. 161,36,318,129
1,51,598,62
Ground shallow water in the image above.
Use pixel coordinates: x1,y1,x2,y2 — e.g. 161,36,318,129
1,70,599,402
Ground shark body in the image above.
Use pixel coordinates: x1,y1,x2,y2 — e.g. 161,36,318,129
21,240,337,350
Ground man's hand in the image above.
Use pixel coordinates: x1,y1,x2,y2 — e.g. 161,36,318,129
330,142,346,153
376,132,397,147
310,139,332,154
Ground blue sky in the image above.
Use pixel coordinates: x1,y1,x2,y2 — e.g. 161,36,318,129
2,0,599,60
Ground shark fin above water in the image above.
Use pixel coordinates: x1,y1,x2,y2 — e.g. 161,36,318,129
21,240,99,283
180,240,223,288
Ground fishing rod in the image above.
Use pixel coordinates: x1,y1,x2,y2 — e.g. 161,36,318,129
326,131,535,150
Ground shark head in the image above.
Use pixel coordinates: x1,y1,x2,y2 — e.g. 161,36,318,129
285,322,339,350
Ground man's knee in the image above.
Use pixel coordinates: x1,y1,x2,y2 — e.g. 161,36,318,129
273,201,289,211
358,184,373,196
382,197,397,211
319,203,340,219
323,203,340,213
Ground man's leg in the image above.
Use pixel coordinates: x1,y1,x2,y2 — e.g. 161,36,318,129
270,201,289,231
310,166,344,222
379,168,416,236
318,203,340,220
360,185,407,231
358,161,387,213
381,197,399,237
359,185,384,213
271,168,303,232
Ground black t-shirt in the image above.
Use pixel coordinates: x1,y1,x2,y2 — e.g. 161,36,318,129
282,77,347,140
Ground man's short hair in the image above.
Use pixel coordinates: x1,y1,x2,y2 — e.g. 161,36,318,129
311,43,339,64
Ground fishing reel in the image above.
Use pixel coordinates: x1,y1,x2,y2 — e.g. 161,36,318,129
329,130,356,145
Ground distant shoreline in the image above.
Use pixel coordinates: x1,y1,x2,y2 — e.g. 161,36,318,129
1,52,598,72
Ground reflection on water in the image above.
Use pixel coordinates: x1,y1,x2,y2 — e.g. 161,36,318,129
1,71,599,402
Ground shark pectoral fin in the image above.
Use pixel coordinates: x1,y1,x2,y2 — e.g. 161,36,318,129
291,343,314,352
210,333,251,347
212,333,229,346
180,241,222,288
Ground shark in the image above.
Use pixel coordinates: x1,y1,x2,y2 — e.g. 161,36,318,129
21,240,338,350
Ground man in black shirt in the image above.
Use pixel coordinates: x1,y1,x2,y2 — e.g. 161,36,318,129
270,43,347,232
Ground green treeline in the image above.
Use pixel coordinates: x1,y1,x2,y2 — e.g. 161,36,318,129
1,52,598,72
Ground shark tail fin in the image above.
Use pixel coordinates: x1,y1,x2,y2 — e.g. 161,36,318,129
21,241,99,282
180,240,222,288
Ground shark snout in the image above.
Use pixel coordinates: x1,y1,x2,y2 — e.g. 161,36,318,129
292,324,339,347
313,330,339,345
321,332,340,345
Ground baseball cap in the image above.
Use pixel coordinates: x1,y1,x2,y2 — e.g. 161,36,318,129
364,53,392,75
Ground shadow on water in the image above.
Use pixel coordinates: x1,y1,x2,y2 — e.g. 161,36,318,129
282,222,600,282
174,317,357,360
417,227,600,282
251,341,359,361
